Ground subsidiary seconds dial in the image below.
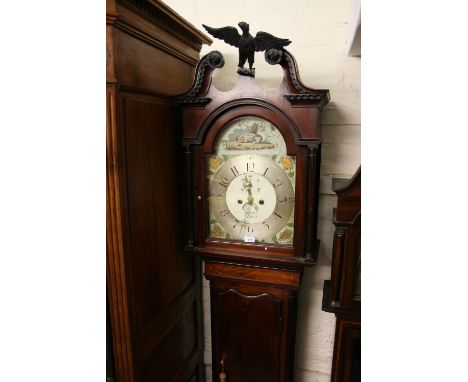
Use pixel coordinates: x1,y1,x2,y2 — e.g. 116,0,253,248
209,155,295,242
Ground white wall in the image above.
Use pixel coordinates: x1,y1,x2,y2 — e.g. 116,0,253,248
162,1,361,381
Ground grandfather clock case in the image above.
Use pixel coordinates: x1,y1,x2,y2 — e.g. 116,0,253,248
322,167,361,382
180,49,329,381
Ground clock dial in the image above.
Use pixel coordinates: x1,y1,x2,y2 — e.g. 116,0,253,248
209,154,295,243
207,117,296,244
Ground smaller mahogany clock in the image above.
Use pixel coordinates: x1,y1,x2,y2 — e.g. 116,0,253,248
179,44,329,382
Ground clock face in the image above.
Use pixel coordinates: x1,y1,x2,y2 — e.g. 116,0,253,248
209,155,294,242
207,116,296,245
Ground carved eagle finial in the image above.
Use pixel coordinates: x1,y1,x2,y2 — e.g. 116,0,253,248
202,22,291,77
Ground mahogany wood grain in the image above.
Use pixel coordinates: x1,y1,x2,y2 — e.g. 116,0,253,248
115,30,194,95
106,1,210,381
107,82,135,382
205,261,301,288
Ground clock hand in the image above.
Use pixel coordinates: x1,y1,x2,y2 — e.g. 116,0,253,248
243,176,253,195
242,176,255,206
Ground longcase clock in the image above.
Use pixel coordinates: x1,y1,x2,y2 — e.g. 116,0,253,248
179,48,329,381
322,167,361,382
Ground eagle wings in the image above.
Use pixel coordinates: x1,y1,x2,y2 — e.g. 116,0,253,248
202,22,291,76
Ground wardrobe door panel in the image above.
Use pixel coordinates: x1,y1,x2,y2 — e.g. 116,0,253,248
122,95,193,331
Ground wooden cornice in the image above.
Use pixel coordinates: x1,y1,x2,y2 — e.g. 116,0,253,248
115,0,212,50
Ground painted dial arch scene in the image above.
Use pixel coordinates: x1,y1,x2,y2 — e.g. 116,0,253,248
207,116,296,244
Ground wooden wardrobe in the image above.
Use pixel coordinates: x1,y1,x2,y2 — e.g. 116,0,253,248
106,1,211,381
